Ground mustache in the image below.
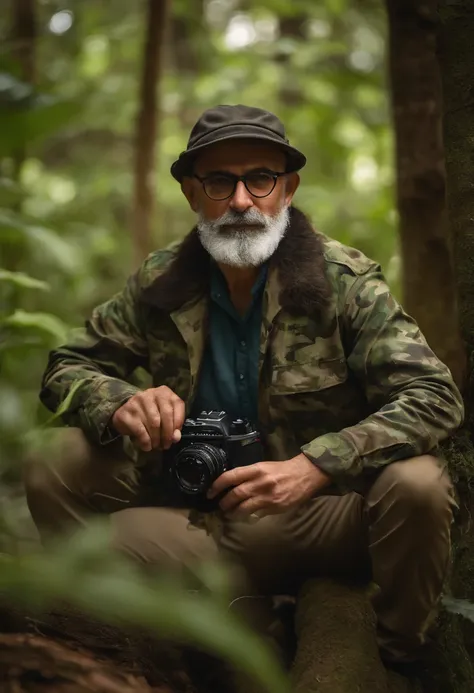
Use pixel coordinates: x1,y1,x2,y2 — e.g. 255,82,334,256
211,208,269,229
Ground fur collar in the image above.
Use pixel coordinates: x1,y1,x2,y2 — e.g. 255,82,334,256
140,206,332,316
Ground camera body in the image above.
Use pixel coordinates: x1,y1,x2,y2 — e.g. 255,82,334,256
163,410,262,512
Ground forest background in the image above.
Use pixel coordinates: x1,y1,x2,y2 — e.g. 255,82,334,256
0,1,467,692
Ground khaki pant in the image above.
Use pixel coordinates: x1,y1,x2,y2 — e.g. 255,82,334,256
24,428,455,663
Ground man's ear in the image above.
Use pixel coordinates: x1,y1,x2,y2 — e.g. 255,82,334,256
181,177,199,212
284,172,300,206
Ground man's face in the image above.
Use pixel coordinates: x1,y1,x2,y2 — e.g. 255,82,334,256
182,140,299,267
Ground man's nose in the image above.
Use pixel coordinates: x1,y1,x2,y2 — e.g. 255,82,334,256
229,180,254,212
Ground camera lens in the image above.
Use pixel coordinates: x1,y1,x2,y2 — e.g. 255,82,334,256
173,443,227,495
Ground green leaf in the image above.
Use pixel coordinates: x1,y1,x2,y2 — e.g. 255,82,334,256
0,177,24,206
0,270,50,292
1,310,68,343
442,596,474,623
0,72,34,106
0,212,80,270
0,72,78,155
42,380,85,426
24,225,82,272
0,540,289,693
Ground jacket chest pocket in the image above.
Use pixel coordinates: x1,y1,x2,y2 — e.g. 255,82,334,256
266,357,356,445
265,355,371,461
269,357,348,396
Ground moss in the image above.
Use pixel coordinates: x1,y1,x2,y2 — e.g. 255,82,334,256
423,431,474,692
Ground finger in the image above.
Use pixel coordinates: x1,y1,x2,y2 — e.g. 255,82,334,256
218,483,254,513
126,417,152,452
208,464,261,499
156,398,175,449
227,497,267,520
139,399,162,449
172,397,185,439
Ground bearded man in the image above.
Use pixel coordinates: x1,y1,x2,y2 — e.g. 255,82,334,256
25,105,464,669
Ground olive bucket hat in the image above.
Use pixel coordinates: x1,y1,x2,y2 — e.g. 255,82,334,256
170,104,307,182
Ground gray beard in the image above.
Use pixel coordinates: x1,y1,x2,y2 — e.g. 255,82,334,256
197,206,290,267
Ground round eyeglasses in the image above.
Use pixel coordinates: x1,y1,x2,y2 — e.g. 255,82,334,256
193,170,287,201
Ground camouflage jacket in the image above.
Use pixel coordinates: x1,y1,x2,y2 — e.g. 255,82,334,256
40,207,464,492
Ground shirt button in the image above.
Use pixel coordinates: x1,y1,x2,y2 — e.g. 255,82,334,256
239,373,244,380
240,340,246,347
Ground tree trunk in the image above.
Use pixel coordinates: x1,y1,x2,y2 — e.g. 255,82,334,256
4,0,36,280
169,0,207,130
385,0,466,388
438,0,474,397
276,15,306,108
10,0,36,87
438,1,474,672
10,0,36,184
406,2,474,692
132,0,169,268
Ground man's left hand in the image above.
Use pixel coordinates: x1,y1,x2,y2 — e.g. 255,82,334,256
207,453,331,518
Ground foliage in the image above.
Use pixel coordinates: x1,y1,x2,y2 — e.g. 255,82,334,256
0,522,288,693
443,596,474,623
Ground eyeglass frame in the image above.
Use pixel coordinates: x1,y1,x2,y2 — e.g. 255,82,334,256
192,168,288,201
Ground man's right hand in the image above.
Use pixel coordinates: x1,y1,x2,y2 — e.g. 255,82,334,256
111,386,185,452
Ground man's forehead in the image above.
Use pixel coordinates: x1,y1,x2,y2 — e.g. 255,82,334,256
194,140,286,173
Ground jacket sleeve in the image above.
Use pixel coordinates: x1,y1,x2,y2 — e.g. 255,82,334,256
301,267,464,491
39,269,149,444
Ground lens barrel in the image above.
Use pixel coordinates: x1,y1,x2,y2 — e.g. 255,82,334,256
173,442,227,495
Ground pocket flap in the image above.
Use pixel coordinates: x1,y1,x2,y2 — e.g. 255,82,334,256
270,357,348,395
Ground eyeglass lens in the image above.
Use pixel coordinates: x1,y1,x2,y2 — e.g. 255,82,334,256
204,172,277,200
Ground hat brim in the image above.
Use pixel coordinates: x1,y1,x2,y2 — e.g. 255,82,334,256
170,130,306,182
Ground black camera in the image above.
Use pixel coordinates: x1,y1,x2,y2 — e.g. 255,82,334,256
163,410,262,512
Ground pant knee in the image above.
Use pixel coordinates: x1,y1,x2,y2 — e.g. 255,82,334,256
23,428,87,500
23,456,54,504
111,507,219,568
370,455,454,516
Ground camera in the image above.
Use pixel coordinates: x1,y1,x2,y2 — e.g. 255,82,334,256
163,410,262,512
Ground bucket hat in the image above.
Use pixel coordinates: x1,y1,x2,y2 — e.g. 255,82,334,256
170,104,306,182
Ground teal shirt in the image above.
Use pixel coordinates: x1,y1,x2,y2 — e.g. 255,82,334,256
191,262,267,426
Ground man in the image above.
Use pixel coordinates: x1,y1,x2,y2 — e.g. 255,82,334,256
25,105,463,668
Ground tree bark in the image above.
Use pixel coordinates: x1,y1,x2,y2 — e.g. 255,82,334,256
132,0,169,267
5,0,36,279
438,0,474,400
10,0,36,86
9,0,36,188
385,0,466,388
0,634,160,693
417,3,474,693
169,0,207,130
276,15,306,108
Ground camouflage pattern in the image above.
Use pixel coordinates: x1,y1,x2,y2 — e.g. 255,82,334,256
40,234,464,492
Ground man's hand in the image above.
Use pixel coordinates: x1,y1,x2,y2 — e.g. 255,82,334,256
111,386,185,452
207,453,331,518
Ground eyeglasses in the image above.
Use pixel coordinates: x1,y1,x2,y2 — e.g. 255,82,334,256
193,170,287,201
